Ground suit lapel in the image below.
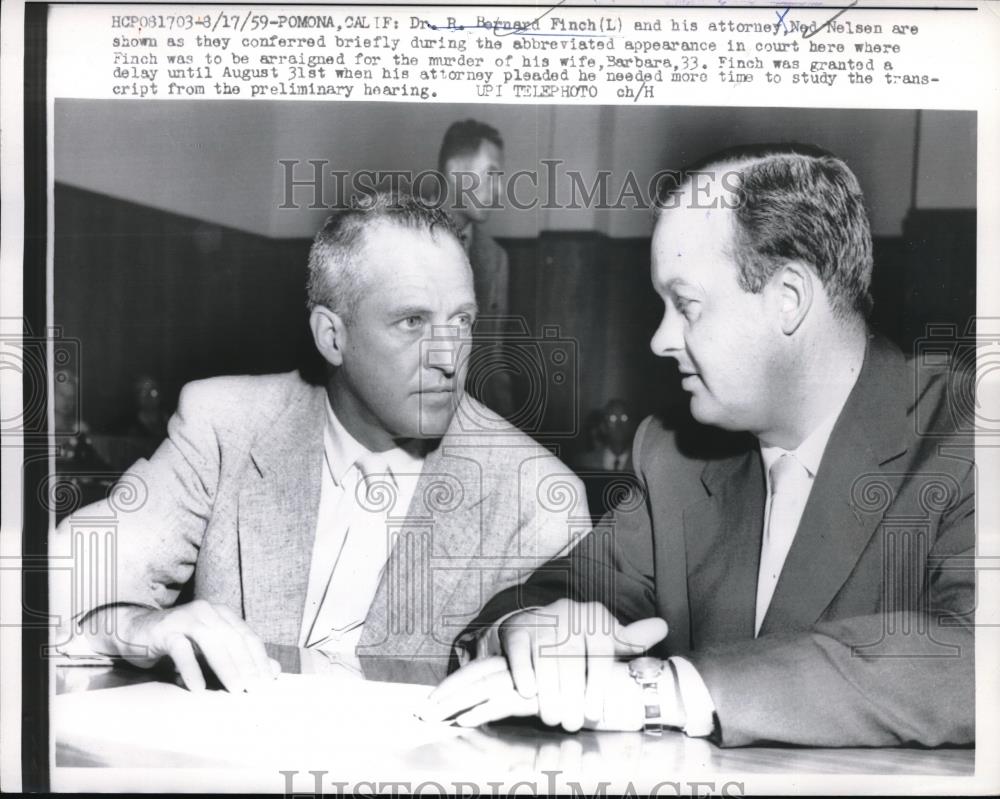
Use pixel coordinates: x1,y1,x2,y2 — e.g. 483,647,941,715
238,382,327,644
760,335,910,634
358,396,493,668
684,450,765,646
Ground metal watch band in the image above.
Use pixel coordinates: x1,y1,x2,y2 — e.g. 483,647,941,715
628,656,665,735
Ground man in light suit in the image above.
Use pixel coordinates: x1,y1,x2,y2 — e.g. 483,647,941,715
424,145,975,747
51,192,585,691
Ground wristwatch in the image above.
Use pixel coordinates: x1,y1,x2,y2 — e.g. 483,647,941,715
628,656,666,735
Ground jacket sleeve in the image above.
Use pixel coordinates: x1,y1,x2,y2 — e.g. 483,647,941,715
452,418,660,658
50,380,225,640
689,464,975,747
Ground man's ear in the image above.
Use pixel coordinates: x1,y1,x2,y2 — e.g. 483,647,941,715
775,260,815,336
309,306,348,367
442,157,460,189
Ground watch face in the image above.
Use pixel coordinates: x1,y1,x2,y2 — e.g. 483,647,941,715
628,656,663,681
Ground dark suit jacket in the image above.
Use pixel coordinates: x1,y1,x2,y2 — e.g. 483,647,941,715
465,334,975,747
465,224,515,418
467,223,509,319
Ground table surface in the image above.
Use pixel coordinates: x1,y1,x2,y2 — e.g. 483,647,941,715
52,646,975,788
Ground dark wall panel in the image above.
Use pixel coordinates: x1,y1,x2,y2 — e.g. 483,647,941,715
55,183,316,432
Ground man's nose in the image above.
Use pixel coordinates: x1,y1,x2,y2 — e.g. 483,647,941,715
492,175,504,205
425,326,464,376
650,306,684,358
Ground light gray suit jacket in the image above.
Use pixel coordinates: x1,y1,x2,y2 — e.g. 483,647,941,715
52,372,587,682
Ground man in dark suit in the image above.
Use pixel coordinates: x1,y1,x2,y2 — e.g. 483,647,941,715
437,119,514,418
576,398,636,474
423,144,975,747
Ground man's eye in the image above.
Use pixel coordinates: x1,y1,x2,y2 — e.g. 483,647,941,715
456,313,474,329
399,316,423,331
674,297,697,318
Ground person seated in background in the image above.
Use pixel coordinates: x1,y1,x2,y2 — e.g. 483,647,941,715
575,399,639,523
108,374,172,463
576,398,636,473
51,191,585,691
424,144,975,748
54,366,88,438
52,366,110,521
120,375,170,441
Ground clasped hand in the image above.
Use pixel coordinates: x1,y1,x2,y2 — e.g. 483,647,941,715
422,599,668,731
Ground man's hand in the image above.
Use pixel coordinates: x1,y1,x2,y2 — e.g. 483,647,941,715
420,656,645,731
424,599,666,731
103,600,280,692
499,599,666,731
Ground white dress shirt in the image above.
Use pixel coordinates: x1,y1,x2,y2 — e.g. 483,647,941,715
601,447,629,472
753,408,842,635
299,401,425,670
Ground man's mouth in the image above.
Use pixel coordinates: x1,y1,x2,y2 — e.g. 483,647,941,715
417,387,457,402
679,372,701,390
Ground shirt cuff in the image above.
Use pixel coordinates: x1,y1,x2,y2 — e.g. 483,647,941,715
669,656,716,738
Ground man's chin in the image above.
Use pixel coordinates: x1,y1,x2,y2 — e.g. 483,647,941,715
461,206,488,224
688,396,722,427
414,404,459,438
689,398,749,434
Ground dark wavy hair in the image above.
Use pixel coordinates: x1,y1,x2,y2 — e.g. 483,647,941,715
437,119,503,172
657,143,874,319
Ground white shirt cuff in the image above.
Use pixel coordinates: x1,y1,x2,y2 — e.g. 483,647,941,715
669,656,716,737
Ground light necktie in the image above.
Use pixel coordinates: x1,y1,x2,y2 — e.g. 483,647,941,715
754,453,811,636
306,453,395,652
355,452,392,512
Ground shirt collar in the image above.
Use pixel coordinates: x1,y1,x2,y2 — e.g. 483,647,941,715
324,400,371,487
759,368,860,480
760,408,840,480
324,399,426,487
760,358,860,485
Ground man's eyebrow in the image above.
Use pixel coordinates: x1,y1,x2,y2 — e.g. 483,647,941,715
664,278,696,294
453,301,479,317
386,304,432,319
386,302,479,319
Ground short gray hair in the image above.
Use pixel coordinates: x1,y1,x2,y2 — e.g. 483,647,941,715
306,191,462,319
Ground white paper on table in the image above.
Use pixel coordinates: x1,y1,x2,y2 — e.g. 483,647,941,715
54,672,464,768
